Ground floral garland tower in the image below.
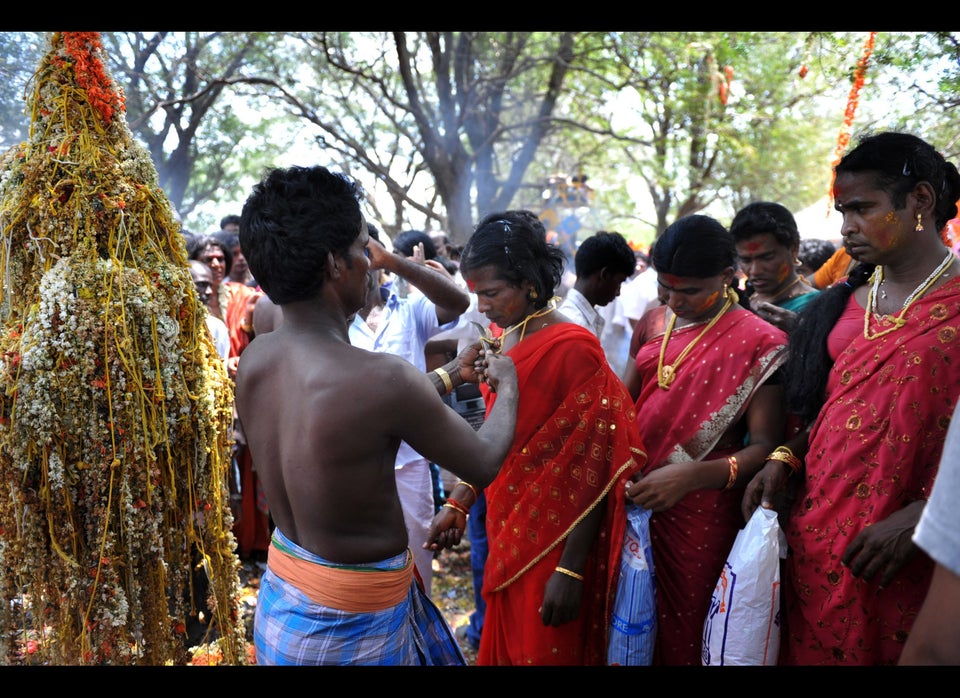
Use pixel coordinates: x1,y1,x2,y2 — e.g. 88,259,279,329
0,32,244,664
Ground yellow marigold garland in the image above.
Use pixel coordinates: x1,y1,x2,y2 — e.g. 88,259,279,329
0,32,244,665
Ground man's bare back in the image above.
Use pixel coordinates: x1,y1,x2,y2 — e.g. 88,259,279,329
239,313,517,564
235,165,518,664
235,179,518,566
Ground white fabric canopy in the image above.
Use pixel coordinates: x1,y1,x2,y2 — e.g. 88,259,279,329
793,197,844,242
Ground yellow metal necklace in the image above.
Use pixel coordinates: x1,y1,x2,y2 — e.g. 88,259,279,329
478,297,560,353
657,287,736,389
863,250,954,340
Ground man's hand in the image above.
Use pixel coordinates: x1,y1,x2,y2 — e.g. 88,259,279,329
478,350,515,394
411,241,426,265
753,301,798,333
452,341,483,384
742,459,790,522
626,462,696,512
842,500,924,588
365,236,392,270
243,291,264,332
423,258,453,279
425,505,465,551
541,571,583,627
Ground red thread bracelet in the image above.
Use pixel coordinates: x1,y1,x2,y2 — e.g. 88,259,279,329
444,497,470,517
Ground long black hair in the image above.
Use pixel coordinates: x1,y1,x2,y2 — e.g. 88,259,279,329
783,262,873,423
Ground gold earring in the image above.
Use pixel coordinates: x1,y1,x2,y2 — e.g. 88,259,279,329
916,212,924,233
528,289,538,300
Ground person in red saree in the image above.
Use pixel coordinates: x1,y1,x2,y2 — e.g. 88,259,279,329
744,131,960,665
427,210,646,665
622,214,788,666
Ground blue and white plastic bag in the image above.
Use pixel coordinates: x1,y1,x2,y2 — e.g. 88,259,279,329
607,503,656,665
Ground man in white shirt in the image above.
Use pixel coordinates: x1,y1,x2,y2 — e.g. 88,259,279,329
616,249,660,377
189,259,231,361
348,224,470,596
558,231,637,372
618,249,659,331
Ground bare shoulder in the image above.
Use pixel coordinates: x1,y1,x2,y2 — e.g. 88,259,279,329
361,346,433,391
252,294,282,335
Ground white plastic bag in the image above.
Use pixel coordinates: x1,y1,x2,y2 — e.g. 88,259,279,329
702,506,785,666
607,503,657,665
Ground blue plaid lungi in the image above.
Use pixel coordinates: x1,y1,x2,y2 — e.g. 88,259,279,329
254,528,466,666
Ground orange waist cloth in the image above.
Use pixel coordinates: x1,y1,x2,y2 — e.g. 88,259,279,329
266,543,413,612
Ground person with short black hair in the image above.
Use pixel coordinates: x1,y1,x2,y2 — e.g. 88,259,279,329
729,201,819,332
219,213,241,233
558,230,637,340
236,165,519,666
214,228,256,287
347,221,472,596
797,237,837,278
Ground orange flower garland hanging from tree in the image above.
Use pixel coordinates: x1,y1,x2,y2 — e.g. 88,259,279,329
827,32,878,211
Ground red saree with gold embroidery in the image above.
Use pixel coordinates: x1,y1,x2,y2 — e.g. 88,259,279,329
633,304,787,665
477,323,645,665
782,276,960,665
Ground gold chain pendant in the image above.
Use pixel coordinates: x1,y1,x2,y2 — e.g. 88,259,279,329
658,364,676,389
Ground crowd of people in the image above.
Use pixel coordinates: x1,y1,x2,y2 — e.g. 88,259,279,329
180,129,959,666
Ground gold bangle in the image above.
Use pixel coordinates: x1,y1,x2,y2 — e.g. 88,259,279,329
458,481,479,500
767,447,802,474
555,566,584,582
443,497,470,517
433,367,454,394
724,455,738,491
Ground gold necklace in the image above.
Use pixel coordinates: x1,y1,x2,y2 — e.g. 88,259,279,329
490,297,559,353
863,250,954,340
770,275,803,303
658,287,736,389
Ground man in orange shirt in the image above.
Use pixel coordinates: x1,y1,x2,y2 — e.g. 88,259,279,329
808,246,854,289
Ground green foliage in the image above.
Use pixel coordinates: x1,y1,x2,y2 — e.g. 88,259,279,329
2,31,957,244
99,32,289,225
0,32,46,151
549,33,860,240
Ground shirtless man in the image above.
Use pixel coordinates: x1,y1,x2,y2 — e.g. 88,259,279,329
235,165,518,666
